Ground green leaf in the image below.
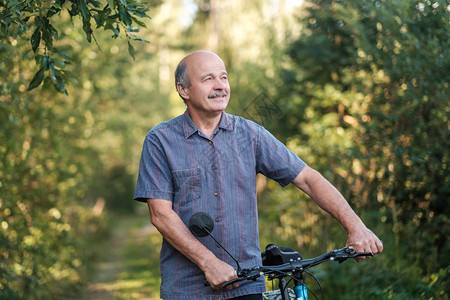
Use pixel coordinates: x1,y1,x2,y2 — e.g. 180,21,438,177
90,0,101,8
54,74,68,95
106,0,114,9
79,0,90,21
82,19,93,42
69,1,80,16
48,61,68,94
35,54,43,64
49,63,57,82
131,16,147,28
49,24,59,39
52,57,66,69
27,68,45,91
55,50,72,61
108,23,120,38
93,15,104,28
108,13,119,20
7,0,20,9
41,25,53,50
129,32,148,43
31,27,41,53
43,55,50,71
119,5,132,26
127,40,135,60
127,26,139,32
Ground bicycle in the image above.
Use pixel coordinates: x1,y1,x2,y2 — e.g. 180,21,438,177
189,212,374,300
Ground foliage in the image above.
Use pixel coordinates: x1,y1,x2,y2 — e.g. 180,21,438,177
1,0,449,298
0,0,158,298
272,0,449,298
0,80,109,298
0,0,150,94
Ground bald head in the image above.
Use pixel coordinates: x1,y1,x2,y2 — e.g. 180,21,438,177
180,50,223,64
174,51,225,100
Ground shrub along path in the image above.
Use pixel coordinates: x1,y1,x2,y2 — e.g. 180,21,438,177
81,209,162,299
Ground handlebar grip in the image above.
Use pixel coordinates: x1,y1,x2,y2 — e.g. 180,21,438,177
345,247,374,258
205,277,244,288
222,277,243,288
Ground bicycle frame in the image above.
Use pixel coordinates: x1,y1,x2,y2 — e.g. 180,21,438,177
263,270,308,300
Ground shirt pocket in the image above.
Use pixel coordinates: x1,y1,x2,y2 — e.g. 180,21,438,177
171,167,201,207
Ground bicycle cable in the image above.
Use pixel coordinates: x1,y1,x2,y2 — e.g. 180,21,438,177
281,268,324,300
266,267,324,300
302,269,324,300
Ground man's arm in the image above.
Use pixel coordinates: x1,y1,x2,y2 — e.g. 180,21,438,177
292,166,383,256
146,199,238,289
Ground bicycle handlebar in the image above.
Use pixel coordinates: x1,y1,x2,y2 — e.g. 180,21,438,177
221,247,372,288
188,213,374,290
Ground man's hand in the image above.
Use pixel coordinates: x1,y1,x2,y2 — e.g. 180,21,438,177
203,258,239,290
346,225,383,261
147,199,240,291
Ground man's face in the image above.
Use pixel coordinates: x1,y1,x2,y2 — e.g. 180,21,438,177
181,52,231,115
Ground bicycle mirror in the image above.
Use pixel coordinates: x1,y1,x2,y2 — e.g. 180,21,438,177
189,212,214,237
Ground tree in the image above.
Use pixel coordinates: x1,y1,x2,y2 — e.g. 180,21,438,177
0,0,150,94
277,0,449,297
0,1,155,297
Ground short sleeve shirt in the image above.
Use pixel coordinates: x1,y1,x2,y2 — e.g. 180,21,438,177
134,110,306,300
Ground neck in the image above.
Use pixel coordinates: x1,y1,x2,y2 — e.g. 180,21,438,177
187,109,223,138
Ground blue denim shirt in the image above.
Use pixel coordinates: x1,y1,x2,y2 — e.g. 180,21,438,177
134,110,306,299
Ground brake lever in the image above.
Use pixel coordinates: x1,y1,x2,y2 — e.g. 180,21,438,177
222,277,244,288
351,252,374,258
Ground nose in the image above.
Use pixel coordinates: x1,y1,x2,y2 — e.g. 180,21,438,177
214,78,228,90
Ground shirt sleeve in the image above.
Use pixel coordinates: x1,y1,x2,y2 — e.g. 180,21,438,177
134,133,174,202
255,125,306,187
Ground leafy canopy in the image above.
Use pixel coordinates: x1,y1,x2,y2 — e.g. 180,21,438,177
0,0,150,94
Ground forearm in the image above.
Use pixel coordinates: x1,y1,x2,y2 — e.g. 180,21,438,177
147,198,238,288
146,199,217,272
292,166,365,233
293,166,383,255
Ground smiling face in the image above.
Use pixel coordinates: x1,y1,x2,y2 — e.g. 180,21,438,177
177,51,231,118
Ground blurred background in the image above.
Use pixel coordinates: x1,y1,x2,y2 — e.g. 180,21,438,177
1,0,448,299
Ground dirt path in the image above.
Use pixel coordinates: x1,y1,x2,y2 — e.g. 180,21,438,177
80,214,162,300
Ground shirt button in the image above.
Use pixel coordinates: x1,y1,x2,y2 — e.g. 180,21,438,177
211,166,216,170
215,217,220,222
214,192,218,196
208,141,213,145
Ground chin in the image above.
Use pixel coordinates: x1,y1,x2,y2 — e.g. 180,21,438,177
209,99,229,110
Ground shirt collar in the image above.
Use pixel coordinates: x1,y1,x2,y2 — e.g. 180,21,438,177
183,110,234,139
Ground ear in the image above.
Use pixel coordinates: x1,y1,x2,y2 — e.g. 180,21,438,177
176,83,190,100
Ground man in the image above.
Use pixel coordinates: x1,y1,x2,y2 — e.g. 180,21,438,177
134,50,383,300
